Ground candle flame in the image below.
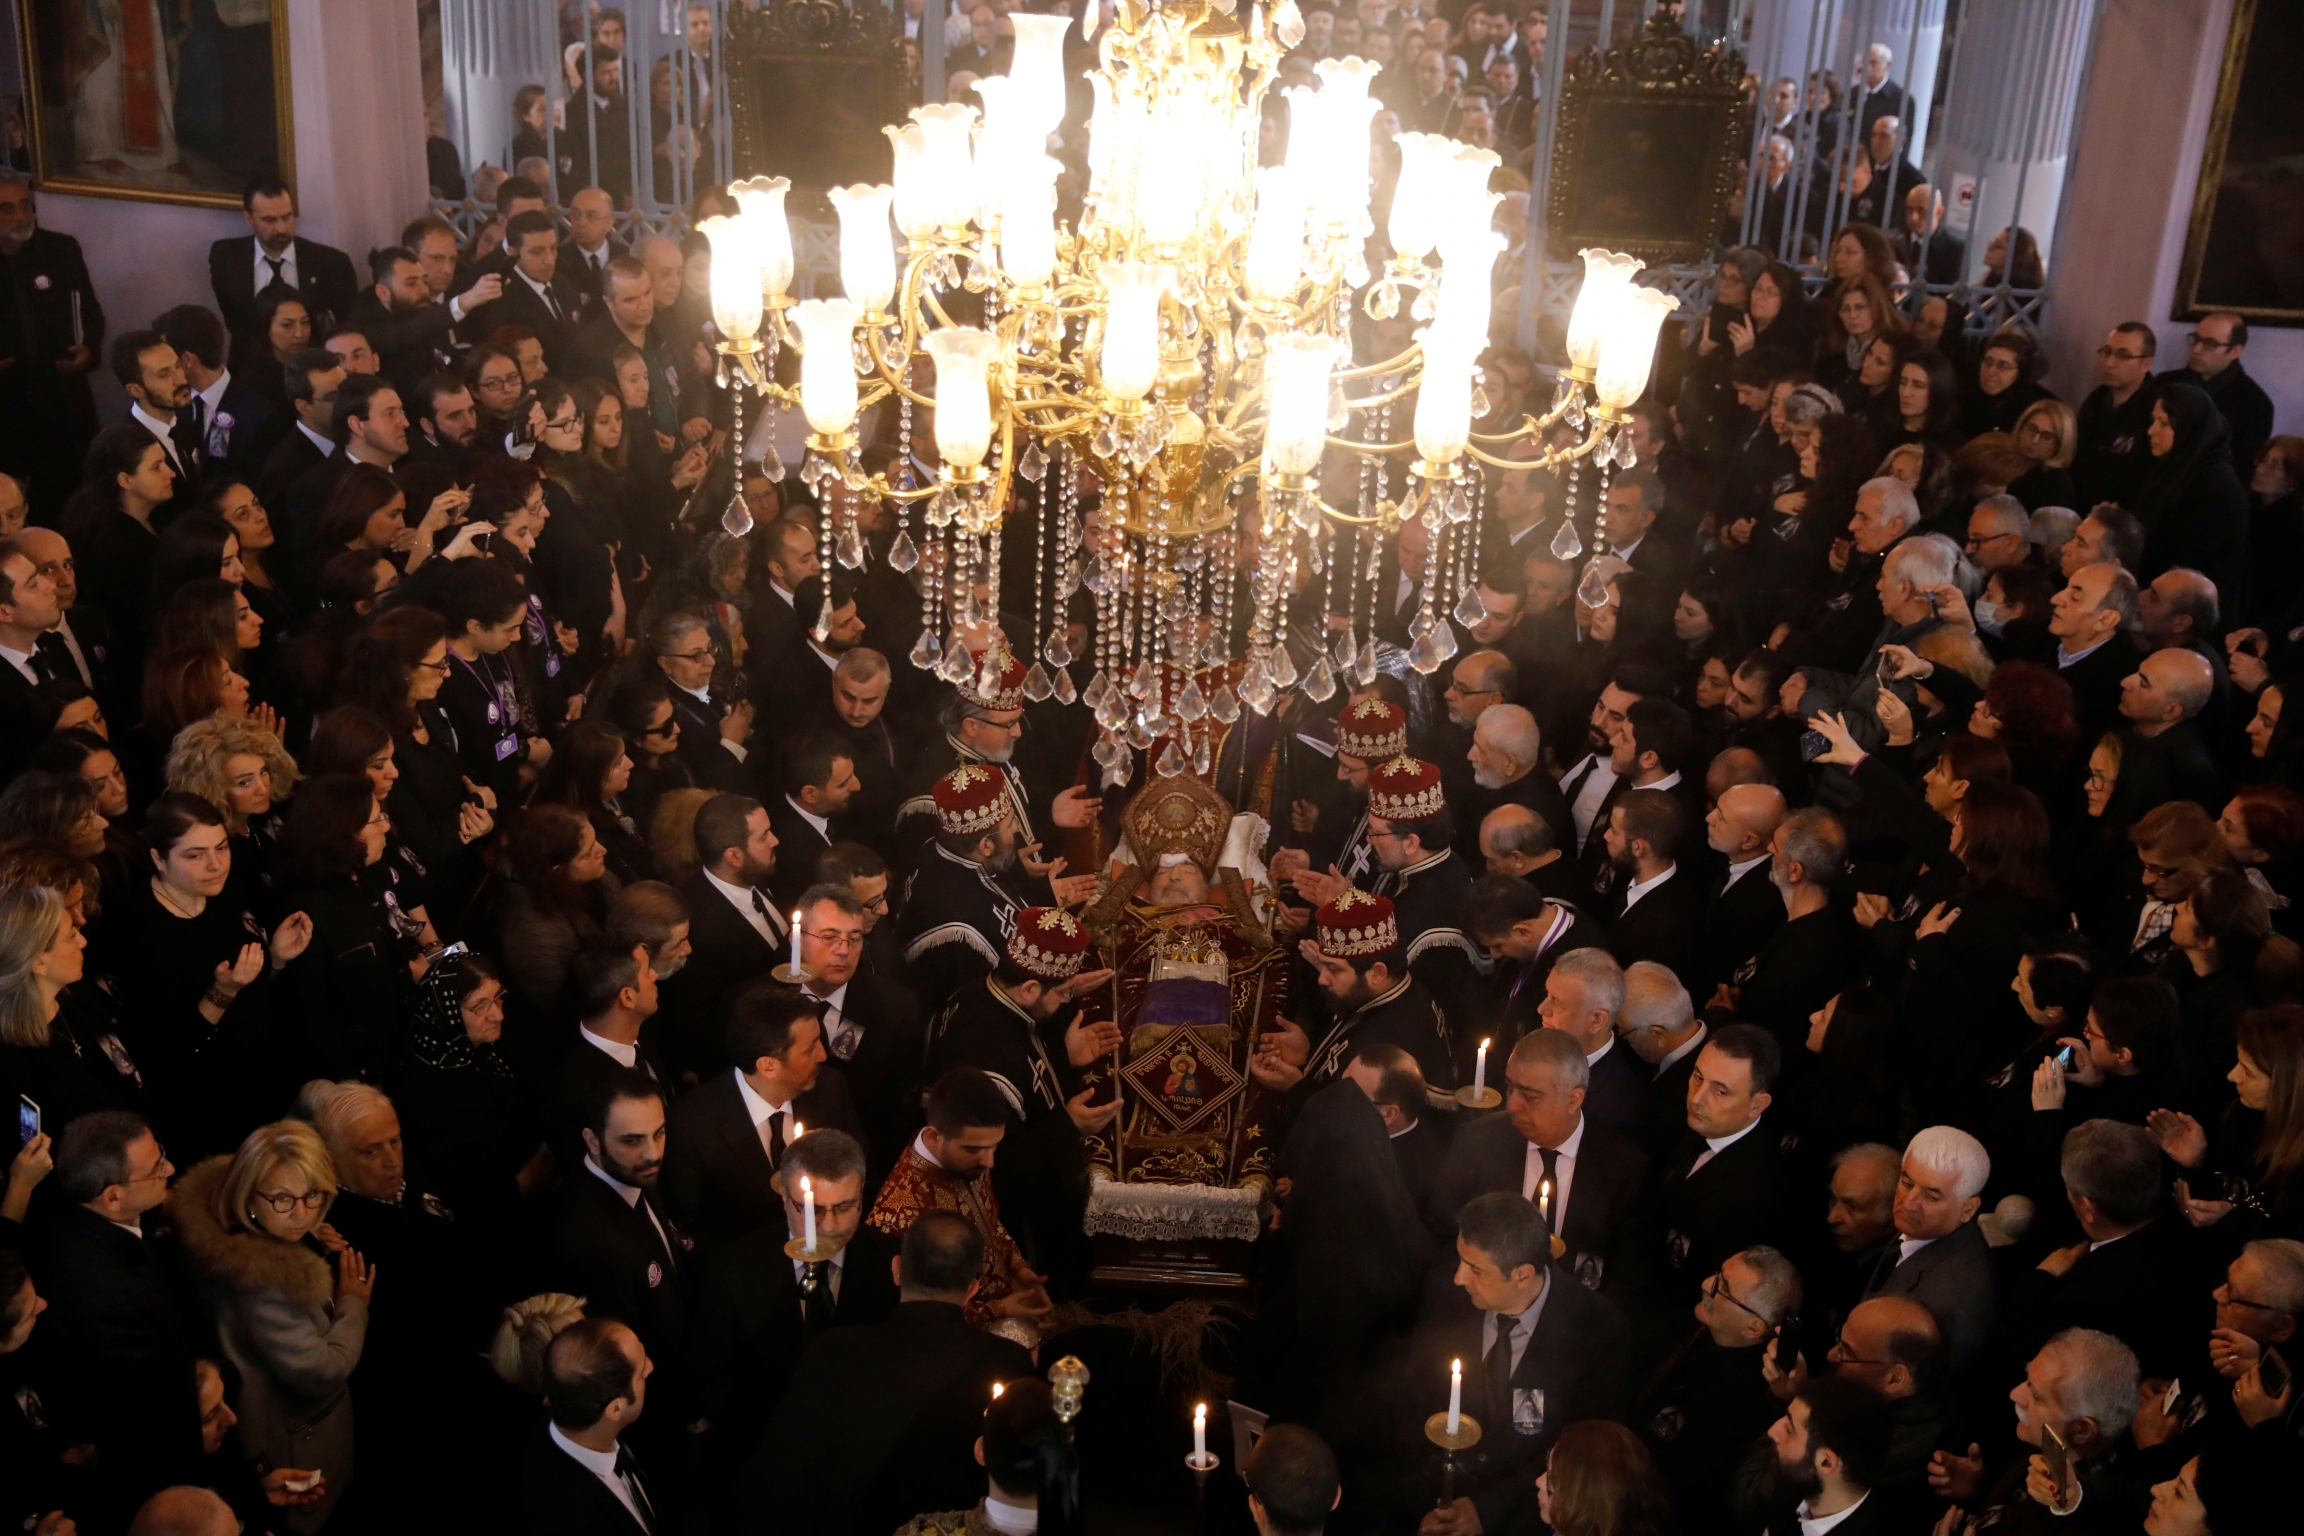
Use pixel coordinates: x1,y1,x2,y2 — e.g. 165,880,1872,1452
1479,1037,1490,1049
1451,1358,1462,1377
792,1120,805,1141
1194,1402,1207,1423
992,1381,1005,1398
801,1174,812,1196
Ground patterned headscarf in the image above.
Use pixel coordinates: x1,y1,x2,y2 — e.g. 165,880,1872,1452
406,955,511,1078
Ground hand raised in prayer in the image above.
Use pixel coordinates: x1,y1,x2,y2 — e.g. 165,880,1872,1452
2145,1108,2209,1168
1290,863,1352,907
1050,785,1099,828
1927,1443,1986,1503
1064,1086,1122,1134
1062,1010,1122,1064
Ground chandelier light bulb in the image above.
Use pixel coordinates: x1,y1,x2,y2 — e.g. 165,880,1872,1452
1415,331,1479,467
908,103,980,232
1387,133,1451,262
1263,334,1342,480
922,329,1000,470
731,176,795,300
696,214,763,346
884,125,937,241
1008,14,1073,137
998,156,1061,289
1098,263,1170,403
1566,248,1644,373
789,298,862,435
1595,285,1681,410
829,184,898,315
1242,167,1306,303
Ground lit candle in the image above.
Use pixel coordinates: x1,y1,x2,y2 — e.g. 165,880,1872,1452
992,1381,1006,1399
790,909,803,972
1539,1178,1552,1229
1193,1402,1207,1462
1447,1359,1463,1436
1473,1038,1490,1098
800,1174,817,1253
791,1119,804,1142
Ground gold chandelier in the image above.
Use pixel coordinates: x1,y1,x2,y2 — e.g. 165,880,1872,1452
697,0,1679,784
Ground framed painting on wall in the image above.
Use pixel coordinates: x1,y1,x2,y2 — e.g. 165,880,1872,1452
2175,0,2304,324
18,0,294,208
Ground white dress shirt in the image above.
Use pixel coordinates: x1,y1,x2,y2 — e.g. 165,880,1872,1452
1521,1113,1585,1234
1722,853,1770,890
982,1493,1038,1535
578,1024,638,1068
295,419,334,457
784,795,830,841
1896,1235,1938,1264
734,1068,797,1140
128,402,186,474
1796,1492,1872,1535
517,268,566,322
703,867,780,944
1618,863,1678,916
253,243,298,294
1656,1022,1708,1075
194,370,232,435
584,1155,672,1259
547,1422,653,1532
1566,754,1619,849
0,641,39,685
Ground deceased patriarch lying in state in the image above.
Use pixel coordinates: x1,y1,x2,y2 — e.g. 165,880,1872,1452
1073,771,1292,1245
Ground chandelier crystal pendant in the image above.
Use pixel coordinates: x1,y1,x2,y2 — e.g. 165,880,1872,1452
701,0,1675,776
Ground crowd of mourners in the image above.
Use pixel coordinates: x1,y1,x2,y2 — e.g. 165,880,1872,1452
0,4,2297,1536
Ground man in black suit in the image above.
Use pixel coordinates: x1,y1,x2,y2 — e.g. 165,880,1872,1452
521,1317,660,1536
794,880,926,1173
1403,1192,1632,1536
1463,701,1573,856
2049,564,2148,752
1535,947,1649,1146
558,186,625,320
1862,1126,2000,1376
1476,803,1591,909
649,610,754,794
404,371,480,477
548,943,671,1170
1634,1244,1803,1532
2115,649,2227,810
662,978,861,1245
153,304,281,485
13,526,112,715
767,729,861,911
1583,696,1697,902
470,211,574,373
564,53,637,204
754,573,859,737
554,1070,694,1484
1617,963,1710,1161
207,177,358,371
685,1127,898,1494
1646,1025,1790,1312
1602,470,1682,595
1430,1030,1649,1297
1732,809,1861,1081
113,327,200,486
2165,311,2275,475
343,244,470,394
1760,1376,1903,1536
1464,875,1603,1056
0,175,105,519
1599,788,1703,980
42,1112,202,1529
812,649,903,859
729,1211,1037,1534
280,374,408,553
2005,1119,2210,1381
0,537,63,779
253,349,345,509
657,794,787,1075
1697,782,1788,1001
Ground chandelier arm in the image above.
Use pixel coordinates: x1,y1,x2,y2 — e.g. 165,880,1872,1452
1322,432,1416,455
1462,418,1610,471
1332,346,1423,385
860,320,937,411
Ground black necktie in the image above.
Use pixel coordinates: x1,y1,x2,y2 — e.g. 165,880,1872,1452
613,1444,657,1534
263,255,285,292
767,1108,787,1165
752,888,780,940
1485,1312,1517,1426
543,284,564,323
800,1260,834,1332
181,398,207,466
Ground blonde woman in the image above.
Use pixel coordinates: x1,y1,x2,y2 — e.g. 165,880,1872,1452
171,1120,374,1533
488,1291,588,1396
2010,397,2079,511
166,714,301,893
0,883,138,1141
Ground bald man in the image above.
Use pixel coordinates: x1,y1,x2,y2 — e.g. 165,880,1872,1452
2118,647,2227,808
129,1486,239,1536
1478,801,1587,907
1697,782,1788,999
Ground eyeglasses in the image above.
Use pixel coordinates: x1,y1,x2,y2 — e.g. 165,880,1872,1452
1827,1332,1894,1368
253,1188,328,1214
666,648,714,664
544,414,582,432
124,1145,171,1184
416,657,451,674
2140,860,2182,879
2096,347,2150,362
2219,1292,2292,1317
859,892,890,912
1704,1271,1772,1327
2187,332,2236,351
803,928,865,952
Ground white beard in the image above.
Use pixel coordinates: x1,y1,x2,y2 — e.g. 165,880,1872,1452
1473,764,1505,789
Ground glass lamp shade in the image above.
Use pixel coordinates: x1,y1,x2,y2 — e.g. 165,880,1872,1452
828,184,897,315
1135,95,1205,248
696,215,763,344
922,329,1000,469
1387,133,1451,261
997,156,1060,288
789,298,862,435
1263,334,1341,478
1429,228,1501,355
1243,167,1306,303
1414,332,1479,466
1290,60,1381,230
909,103,980,231
1098,263,1169,403
884,125,938,241
1566,248,1643,372
731,176,795,299
1008,14,1073,135
1594,285,1681,409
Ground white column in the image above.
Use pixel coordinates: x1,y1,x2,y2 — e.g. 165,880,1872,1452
285,0,429,257
1931,0,2099,280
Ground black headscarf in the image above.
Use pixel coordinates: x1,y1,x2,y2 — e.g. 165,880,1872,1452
2132,380,2234,526
405,955,511,1078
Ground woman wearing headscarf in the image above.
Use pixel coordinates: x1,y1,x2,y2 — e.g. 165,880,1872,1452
2133,381,2252,622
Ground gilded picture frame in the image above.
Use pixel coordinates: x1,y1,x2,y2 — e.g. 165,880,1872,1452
2175,0,2304,324
18,0,295,210
726,0,905,202
1545,11,1744,265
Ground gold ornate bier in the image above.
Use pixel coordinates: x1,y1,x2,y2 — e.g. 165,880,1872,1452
695,0,1686,788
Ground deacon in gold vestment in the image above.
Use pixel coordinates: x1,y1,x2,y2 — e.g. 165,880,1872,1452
1072,773,1293,1244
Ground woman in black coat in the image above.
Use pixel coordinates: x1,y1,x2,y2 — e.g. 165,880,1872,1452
532,719,652,885
2132,381,2252,618
1959,328,2055,442
272,773,426,1084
